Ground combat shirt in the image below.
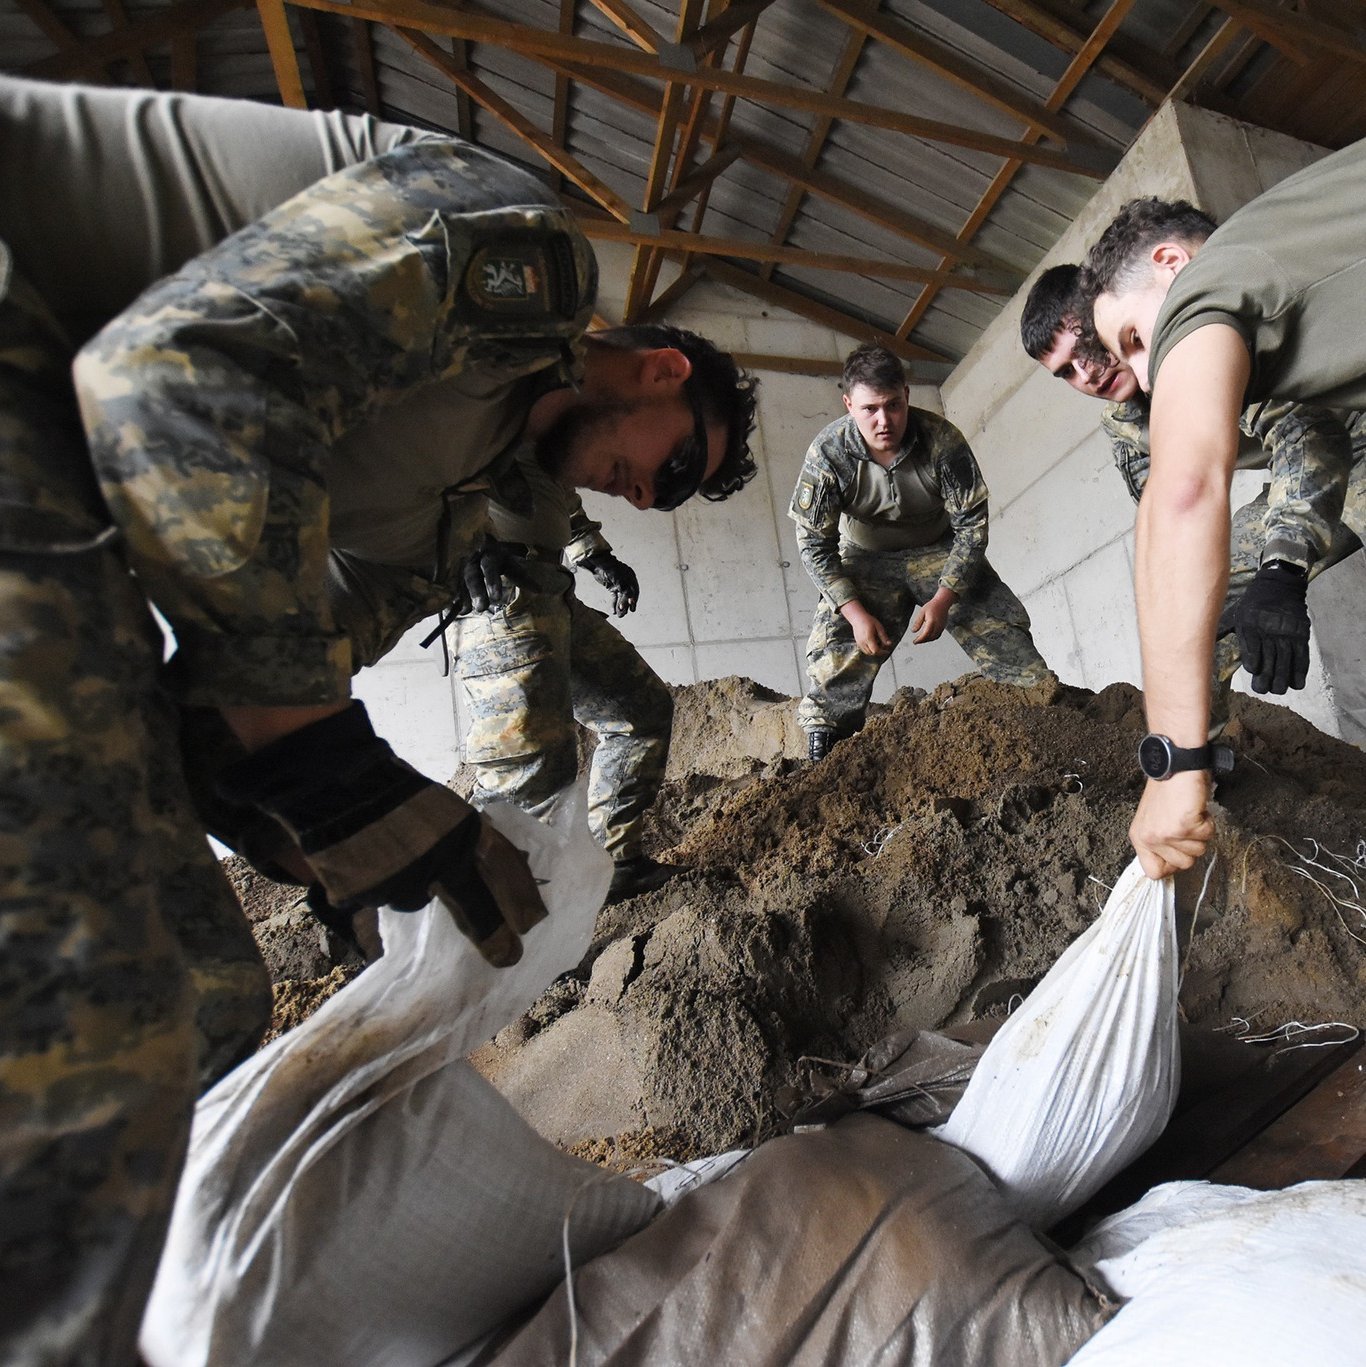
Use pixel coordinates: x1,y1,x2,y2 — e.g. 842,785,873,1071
52,99,595,708
1101,396,1356,569
486,447,612,567
1149,135,1366,410
788,408,989,609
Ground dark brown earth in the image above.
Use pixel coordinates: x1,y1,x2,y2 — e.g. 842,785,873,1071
233,674,1366,1163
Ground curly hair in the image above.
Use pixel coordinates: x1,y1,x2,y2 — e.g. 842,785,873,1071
1019,264,1082,359
841,342,907,395
591,323,759,501
1080,197,1218,301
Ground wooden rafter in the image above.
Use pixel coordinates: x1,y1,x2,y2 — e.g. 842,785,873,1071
585,0,664,54
254,0,1109,176
820,0,1094,149
26,0,250,79
258,0,307,108
1168,16,1243,102
896,0,1136,340
578,218,1014,294
296,5,334,108
352,18,383,115
728,352,846,377
691,0,776,58
704,258,949,366
549,0,575,193
396,26,635,222
99,0,156,83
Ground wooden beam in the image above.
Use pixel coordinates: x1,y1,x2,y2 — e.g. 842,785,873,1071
979,0,1171,105
397,27,636,223
258,0,308,108
579,218,1013,292
1167,16,1243,102
26,0,251,79
897,0,1135,338
820,0,1091,148
550,0,576,193
704,258,950,365
691,0,777,57
638,262,707,323
737,134,1017,277
352,18,382,115
296,5,335,109
270,0,1109,176
729,351,846,376
14,0,80,53
1205,0,1329,65
650,143,743,220
100,0,157,84
171,26,198,89
586,0,664,53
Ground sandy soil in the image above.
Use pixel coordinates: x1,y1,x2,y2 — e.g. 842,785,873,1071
234,674,1366,1163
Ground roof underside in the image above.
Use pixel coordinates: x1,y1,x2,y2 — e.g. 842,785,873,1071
8,0,1366,377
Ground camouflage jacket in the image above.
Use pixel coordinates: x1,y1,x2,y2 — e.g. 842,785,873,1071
1102,395,1356,569
788,408,990,607
487,445,612,566
74,139,597,709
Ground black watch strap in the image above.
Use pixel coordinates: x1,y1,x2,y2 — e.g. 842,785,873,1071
1138,734,1235,781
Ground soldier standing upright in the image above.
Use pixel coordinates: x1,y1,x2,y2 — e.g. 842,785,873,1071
790,343,1051,761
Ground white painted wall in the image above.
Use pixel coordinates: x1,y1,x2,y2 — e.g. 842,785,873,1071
359,104,1366,782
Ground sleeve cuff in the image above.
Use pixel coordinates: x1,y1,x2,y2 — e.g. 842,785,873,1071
1261,537,1313,571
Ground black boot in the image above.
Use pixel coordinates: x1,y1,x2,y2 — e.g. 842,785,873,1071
808,728,836,762
606,855,684,904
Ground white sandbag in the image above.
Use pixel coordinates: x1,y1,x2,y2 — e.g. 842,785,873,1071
939,858,1179,1228
142,787,661,1367
1066,1180,1366,1366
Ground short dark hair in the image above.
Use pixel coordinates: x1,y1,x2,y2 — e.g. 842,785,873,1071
1080,197,1218,301
592,323,759,502
842,343,906,394
1020,264,1082,359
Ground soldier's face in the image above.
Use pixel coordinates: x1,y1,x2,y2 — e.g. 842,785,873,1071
1036,320,1139,402
1093,249,1190,393
844,384,908,456
537,395,726,510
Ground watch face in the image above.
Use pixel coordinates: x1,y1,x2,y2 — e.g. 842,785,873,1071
1138,734,1170,779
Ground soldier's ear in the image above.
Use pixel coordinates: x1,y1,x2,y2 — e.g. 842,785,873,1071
636,347,692,391
842,391,854,415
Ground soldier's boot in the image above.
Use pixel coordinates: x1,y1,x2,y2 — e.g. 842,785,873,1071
606,855,684,904
808,728,837,763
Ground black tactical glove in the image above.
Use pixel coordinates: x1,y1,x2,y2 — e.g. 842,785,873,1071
1234,560,1311,695
581,551,640,616
453,535,532,616
219,702,547,966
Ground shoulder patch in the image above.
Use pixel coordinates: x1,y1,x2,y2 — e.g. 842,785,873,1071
459,229,579,322
797,479,816,511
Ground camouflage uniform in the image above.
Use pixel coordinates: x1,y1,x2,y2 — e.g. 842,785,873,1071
1102,396,1364,721
1,77,594,1367
453,453,671,862
790,409,1050,736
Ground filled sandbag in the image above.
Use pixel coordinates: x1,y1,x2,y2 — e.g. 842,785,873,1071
486,1113,1116,1366
939,858,1179,1227
142,790,660,1367
1066,1179,1366,1366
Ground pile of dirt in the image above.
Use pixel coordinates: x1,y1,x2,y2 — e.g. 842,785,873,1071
233,673,1366,1165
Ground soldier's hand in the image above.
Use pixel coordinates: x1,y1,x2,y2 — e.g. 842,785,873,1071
582,551,639,616
840,601,892,656
1130,771,1215,879
219,701,547,966
1235,561,1310,694
454,535,532,616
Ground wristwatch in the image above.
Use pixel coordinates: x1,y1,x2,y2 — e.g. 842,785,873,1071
1138,734,1236,781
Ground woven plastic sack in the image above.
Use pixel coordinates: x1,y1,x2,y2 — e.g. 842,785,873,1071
939,857,1180,1228
1066,1179,1366,1365
141,787,661,1367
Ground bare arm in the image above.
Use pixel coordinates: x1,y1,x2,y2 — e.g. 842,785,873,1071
1131,323,1249,877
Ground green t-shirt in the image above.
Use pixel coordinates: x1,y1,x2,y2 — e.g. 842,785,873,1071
1150,134,1366,411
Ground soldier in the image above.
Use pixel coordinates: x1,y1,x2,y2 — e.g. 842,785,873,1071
0,77,756,1366
451,372,685,903
1076,141,1366,876
1020,263,1364,725
790,343,1051,760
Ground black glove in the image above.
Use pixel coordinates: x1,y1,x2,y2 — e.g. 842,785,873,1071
454,535,532,616
219,702,547,966
582,551,639,616
1234,561,1311,695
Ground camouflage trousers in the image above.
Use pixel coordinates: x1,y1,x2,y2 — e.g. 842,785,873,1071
453,564,671,862
797,537,1050,735
0,260,270,1365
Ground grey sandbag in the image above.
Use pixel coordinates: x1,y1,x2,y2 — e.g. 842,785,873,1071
487,1113,1116,1366
781,1028,984,1128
